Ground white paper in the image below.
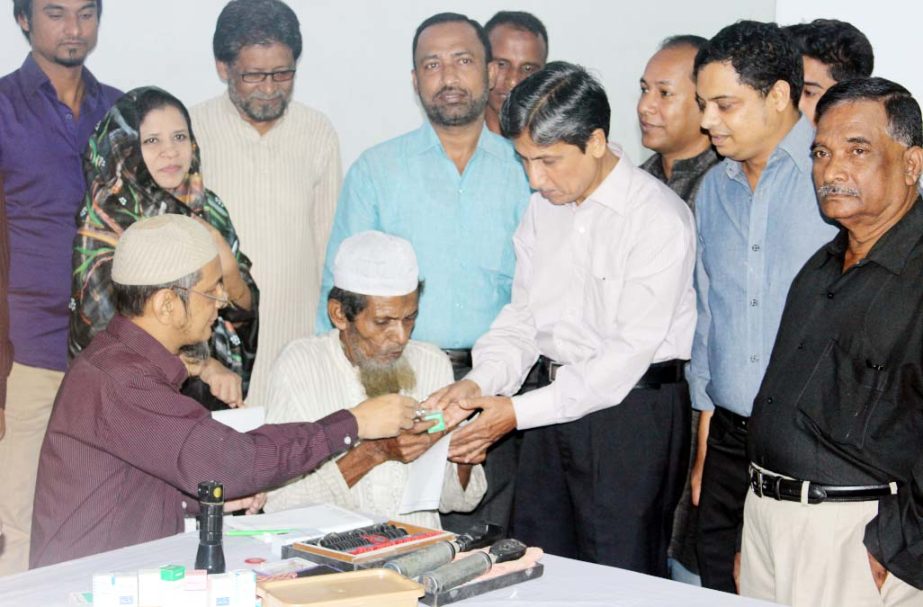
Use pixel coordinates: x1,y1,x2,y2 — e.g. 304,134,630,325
398,431,450,514
211,406,265,433
224,503,374,534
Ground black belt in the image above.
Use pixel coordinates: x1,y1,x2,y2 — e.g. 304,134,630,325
538,357,685,388
715,406,749,431
443,349,472,369
749,466,896,504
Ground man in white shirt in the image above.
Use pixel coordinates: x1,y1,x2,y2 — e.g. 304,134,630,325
191,0,341,405
429,62,696,575
265,231,485,529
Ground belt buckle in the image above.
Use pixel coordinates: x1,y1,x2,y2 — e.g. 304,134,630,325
751,467,764,498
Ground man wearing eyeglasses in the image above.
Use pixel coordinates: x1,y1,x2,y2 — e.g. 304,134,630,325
30,215,416,568
191,0,342,407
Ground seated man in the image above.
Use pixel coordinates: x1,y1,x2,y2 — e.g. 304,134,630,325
30,215,413,568
265,231,486,528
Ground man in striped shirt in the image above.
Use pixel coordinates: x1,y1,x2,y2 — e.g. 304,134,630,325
30,216,413,567
191,0,342,406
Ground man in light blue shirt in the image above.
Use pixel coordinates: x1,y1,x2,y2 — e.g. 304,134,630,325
689,21,838,593
316,12,530,534
317,13,529,361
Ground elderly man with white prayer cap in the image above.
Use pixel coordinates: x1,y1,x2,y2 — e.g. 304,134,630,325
264,230,486,529
30,216,415,568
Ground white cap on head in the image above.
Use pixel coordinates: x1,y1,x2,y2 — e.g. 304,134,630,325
333,231,419,296
112,214,218,286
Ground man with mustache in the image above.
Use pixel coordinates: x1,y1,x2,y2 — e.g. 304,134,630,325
743,77,923,606
264,231,485,527
317,12,530,534
689,21,838,593
191,0,343,406
483,11,548,135
0,0,120,574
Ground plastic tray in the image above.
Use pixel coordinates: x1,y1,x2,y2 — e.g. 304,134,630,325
258,568,424,607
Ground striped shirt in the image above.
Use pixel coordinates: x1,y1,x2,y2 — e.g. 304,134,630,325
30,316,357,568
264,331,486,529
190,94,342,405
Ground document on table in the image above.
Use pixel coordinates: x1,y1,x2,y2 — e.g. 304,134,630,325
224,503,374,534
399,432,450,514
211,406,265,432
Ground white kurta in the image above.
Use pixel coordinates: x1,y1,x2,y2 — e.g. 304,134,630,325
190,93,341,405
263,331,486,529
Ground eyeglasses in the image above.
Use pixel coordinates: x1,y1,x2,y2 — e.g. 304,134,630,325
172,284,231,309
239,69,296,83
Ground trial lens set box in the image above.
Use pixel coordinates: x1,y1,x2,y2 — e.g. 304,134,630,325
87,564,256,607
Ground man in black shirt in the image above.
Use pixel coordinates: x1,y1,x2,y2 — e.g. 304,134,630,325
745,77,923,605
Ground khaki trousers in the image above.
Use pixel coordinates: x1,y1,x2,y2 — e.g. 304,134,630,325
741,486,923,606
0,363,62,576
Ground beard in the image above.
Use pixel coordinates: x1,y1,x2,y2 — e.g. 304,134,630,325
420,81,489,128
229,86,290,123
358,356,417,398
341,326,417,397
52,42,90,68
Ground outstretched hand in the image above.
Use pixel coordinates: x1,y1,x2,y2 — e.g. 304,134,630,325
447,396,517,464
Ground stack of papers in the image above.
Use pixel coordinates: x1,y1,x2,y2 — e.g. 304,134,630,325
224,503,374,535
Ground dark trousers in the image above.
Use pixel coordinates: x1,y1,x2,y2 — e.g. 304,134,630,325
513,382,691,576
696,407,750,593
440,361,537,535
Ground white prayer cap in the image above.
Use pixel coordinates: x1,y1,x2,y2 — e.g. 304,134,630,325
333,231,419,296
112,214,218,286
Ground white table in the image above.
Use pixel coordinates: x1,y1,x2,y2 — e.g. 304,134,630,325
0,532,776,606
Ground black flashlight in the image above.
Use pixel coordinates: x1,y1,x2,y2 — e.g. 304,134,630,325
195,480,226,574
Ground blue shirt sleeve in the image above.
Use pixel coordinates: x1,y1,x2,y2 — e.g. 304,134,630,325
315,155,381,333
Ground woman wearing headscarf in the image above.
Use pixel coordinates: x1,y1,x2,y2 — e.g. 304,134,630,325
69,86,259,410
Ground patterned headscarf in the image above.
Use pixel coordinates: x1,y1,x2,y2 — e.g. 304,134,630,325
70,86,259,408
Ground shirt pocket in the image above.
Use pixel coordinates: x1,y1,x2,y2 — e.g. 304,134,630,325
795,335,888,450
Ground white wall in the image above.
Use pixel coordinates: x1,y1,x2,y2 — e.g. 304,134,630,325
0,0,775,170
776,0,923,103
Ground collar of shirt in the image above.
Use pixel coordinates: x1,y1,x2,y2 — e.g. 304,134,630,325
409,119,509,162
581,144,634,215
19,53,102,100
822,196,923,275
104,315,188,390
643,147,720,180
673,147,721,177
724,114,814,183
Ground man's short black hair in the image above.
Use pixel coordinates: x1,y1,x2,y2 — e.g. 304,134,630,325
484,11,549,61
660,34,708,53
658,35,708,82
500,61,610,152
213,0,302,65
14,0,102,40
328,282,425,323
815,77,922,148
694,20,803,105
784,19,874,83
412,12,491,67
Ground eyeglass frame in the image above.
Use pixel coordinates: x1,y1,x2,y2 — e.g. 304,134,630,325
237,69,297,84
171,284,232,310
